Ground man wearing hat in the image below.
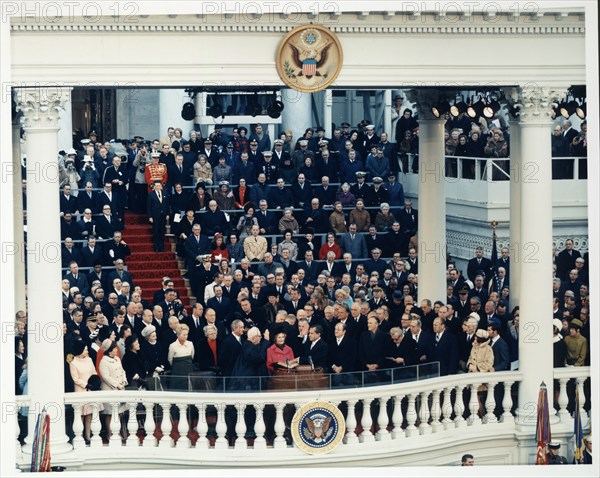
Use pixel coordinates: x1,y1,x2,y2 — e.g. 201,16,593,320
147,181,170,252
273,138,294,183
201,138,219,167
366,176,390,216
247,138,263,165
258,150,279,184
144,151,168,192
358,124,379,160
547,442,568,464
221,141,239,168
350,170,372,202
291,138,315,172
88,130,99,143
315,126,330,146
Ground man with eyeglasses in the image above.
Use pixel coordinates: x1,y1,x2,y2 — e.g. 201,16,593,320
104,231,131,266
108,258,134,290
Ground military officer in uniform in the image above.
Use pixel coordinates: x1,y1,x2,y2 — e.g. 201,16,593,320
144,151,168,192
547,441,568,464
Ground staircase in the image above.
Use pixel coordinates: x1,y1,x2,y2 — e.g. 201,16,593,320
122,212,192,308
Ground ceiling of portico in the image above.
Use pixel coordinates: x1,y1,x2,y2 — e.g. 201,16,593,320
9,9,587,88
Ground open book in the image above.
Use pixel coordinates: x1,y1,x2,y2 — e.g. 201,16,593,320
272,361,299,370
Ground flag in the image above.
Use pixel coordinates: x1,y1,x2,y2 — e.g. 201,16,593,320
30,408,51,472
535,382,551,465
489,229,499,291
573,386,584,464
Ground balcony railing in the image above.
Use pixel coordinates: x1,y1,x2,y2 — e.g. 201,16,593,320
15,366,591,468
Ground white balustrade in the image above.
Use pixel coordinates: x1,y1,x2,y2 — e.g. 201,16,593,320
553,366,591,425
27,370,569,465
253,404,267,449
72,403,85,448
418,391,431,435
405,393,418,436
376,397,391,441
159,403,172,448
391,395,404,439
178,403,191,448
144,400,157,447
344,400,359,444
501,381,514,424
360,398,375,443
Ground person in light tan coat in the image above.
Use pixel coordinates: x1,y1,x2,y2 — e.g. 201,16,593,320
244,224,268,261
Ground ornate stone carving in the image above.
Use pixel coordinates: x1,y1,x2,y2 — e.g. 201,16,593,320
504,85,567,124
15,87,69,131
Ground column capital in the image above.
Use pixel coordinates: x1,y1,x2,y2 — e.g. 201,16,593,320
502,85,568,125
405,88,459,121
15,87,71,131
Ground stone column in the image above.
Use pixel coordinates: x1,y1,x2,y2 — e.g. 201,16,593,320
12,111,27,313
16,87,76,463
56,87,73,152
513,85,565,434
323,89,333,137
406,89,450,303
508,116,521,307
282,88,312,139
159,89,194,140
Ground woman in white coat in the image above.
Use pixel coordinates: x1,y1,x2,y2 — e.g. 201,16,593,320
99,339,128,440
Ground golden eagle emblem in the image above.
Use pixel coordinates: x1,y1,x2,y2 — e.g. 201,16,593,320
302,413,334,444
276,25,343,93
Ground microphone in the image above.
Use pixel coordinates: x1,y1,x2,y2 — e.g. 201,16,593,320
286,358,290,370
309,355,314,371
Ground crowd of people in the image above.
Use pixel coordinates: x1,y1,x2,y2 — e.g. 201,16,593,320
14,110,590,445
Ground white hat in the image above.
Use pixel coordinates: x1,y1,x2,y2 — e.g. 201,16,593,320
151,151,161,158
141,325,156,339
82,155,93,162
67,148,77,156
552,318,563,331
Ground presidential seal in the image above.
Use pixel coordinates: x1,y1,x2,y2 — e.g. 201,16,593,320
276,24,343,93
291,401,346,454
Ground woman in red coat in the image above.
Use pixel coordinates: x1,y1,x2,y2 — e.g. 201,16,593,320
266,328,295,374
319,232,342,260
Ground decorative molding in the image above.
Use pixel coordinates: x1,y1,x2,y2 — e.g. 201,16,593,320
15,87,70,130
507,85,567,124
10,23,585,36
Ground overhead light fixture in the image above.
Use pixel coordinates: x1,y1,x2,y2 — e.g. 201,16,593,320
267,93,285,119
431,100,450,118
181,102,196,121
467,99,485,119
483,100,500,119
450,101,467,118
560,100,578,118
575,102,586,119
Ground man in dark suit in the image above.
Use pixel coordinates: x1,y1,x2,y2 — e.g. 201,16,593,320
103,231,131,266
340,223,368,260
397,199,418,246
77,209,97,241
303,198,328,233
184,224,211,270
296,325,329,372
61,238,81,269
88,263,109,292
167,154,191,191
328,321,357,387
147,180,170,252
312,175,337,208
206,285,232,325
182,302,206,346
218,319,245,378
290,174,313,210
59,185,78,215
107,259,135,290
95,205,117,241
97,182,122,226
467,246,492,283
409,317,434,365
430,318,458,376
364,225,385,255
556,238,582,281
79,236,103,269
382,327,417,370
283,287,305,315
333,252,356,280
255,200,277,235
102,156,128,222
357,316,388,382
77,181,99,214
487,320,510,372
297,250,320,283
64,261,90,296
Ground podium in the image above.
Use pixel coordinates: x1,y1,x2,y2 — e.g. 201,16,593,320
269,365,329,391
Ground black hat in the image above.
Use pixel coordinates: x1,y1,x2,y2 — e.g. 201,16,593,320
238,126,248,134
341,122,350,128
134,136,144,142
86,374,102,391
392,290,403,300
271,324,287,337
316,126,325,133
72,340,86,357
125,334,138,350
459,285,470,294
88,130,98,137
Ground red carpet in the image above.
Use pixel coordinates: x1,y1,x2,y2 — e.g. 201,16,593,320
123,213,192,309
